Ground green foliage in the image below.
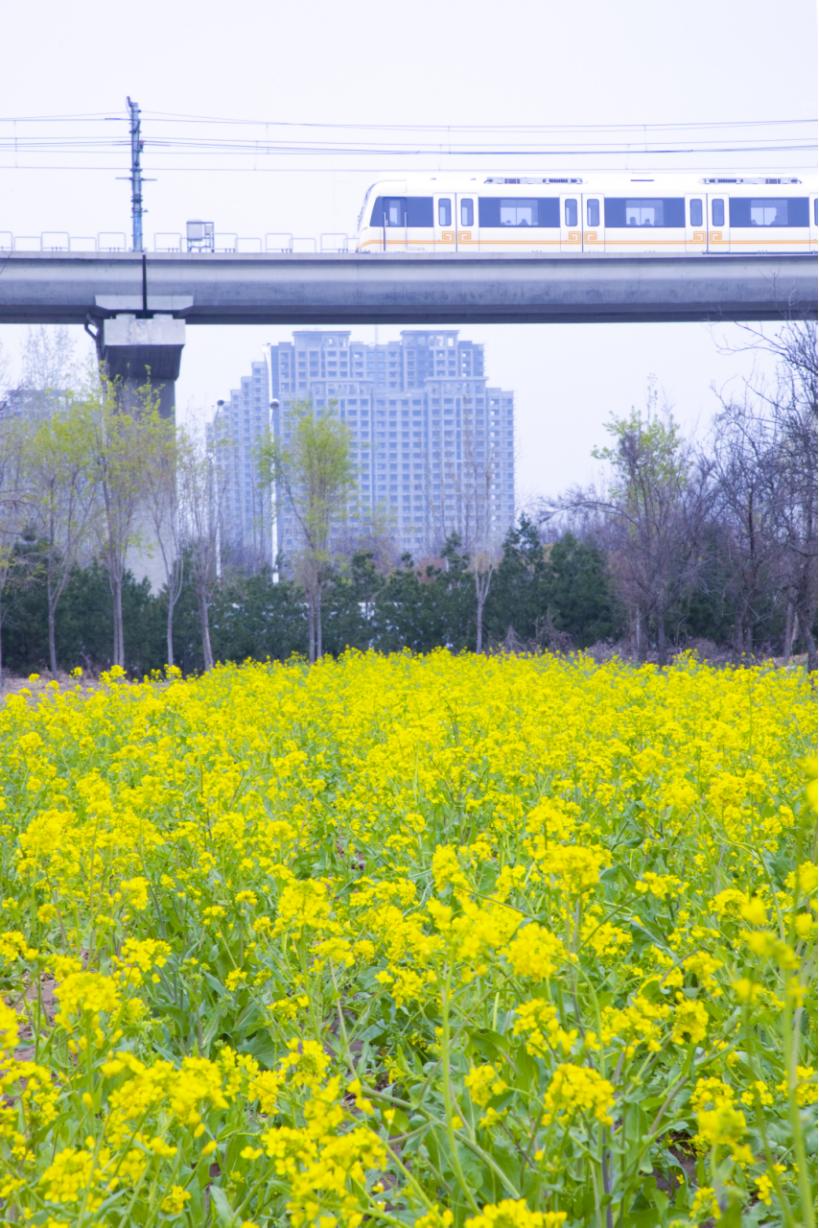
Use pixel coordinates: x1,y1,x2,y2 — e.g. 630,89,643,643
547,533,623,648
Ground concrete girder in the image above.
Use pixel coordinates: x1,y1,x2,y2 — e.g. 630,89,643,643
0,252,814,326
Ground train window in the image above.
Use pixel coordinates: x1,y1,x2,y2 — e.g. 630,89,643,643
370,197,434,227
604,198,686,228
407,197,434,227
729,197,810,227
565,198,578,227
712,199,725,227
587,199,600,227
478,197,560,227
690,199,703,227
460,198,474,226
815,199,818,225
438,199,452,227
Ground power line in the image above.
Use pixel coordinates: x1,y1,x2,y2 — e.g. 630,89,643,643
139,111,817,132
2,163,813,174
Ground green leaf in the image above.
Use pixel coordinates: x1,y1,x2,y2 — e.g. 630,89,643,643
209,1185,241,1226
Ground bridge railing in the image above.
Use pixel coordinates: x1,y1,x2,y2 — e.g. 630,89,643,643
0,231,362,254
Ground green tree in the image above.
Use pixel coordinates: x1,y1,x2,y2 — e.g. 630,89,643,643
258,403,353,662
24,396,98,675
546,532,622,648
485,516,552,649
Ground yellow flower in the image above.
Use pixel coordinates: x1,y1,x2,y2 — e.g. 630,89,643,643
465,1200,567,1227
161,1185,192,1215
503,923,568,981
542,1063,615,1127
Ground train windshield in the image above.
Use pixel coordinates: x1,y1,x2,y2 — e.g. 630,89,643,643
370,197,434,227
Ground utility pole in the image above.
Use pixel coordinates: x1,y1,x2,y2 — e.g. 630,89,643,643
127,97,144,252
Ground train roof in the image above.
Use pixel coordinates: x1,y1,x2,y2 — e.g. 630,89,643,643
361,173,817,195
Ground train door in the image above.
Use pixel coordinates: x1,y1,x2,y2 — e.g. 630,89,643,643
707,194,728,254
562,194,582,253
457,194,477,251
433,194,456,253
583,195,603,253
686,194,707,253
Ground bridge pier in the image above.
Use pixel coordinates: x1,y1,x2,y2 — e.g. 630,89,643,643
95,314,186,593
96,313,186,418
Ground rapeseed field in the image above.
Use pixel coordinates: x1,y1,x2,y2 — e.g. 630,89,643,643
0,651,815,1226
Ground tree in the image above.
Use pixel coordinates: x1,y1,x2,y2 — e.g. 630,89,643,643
23,397,98,675
22,326,80,396
547,532,623,648
177,431,220,671
140,412,185,666
90,375,160,668
485,516,552,650
574,389,712,663
258,403,353,663
711,322,818,665
0,410,29,687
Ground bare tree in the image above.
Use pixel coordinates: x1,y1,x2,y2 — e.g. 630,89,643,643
177,430,220,671
0,406,29,687
463,435,502,654
712,322,817,665
90,375,159,668
140,414,185,666
558,388,712,663
22,327,80,397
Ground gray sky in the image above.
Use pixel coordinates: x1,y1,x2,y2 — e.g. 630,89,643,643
1,0,816,509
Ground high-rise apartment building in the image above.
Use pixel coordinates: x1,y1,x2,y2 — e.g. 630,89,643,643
269,329,515,562
206,360,272,572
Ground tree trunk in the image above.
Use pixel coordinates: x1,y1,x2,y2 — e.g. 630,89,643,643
315,584,323,660
783,599,798,661
474,567,493,654
112,578,125,668
656,616,668,667
166,594,175,667
198,587,214,671
306,593,316,663
633,606,644,662
47,601,58,677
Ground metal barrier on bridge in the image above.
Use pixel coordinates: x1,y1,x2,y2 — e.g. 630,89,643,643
0,231,361,254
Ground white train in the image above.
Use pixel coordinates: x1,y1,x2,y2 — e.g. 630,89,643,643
355,175,818,255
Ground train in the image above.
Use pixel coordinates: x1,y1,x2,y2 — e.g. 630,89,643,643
355,174,818,255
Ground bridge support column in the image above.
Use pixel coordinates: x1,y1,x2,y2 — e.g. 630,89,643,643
97,313,185,418
96,314,186,594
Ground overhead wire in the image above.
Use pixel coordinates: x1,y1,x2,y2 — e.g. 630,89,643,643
0,112,813,170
